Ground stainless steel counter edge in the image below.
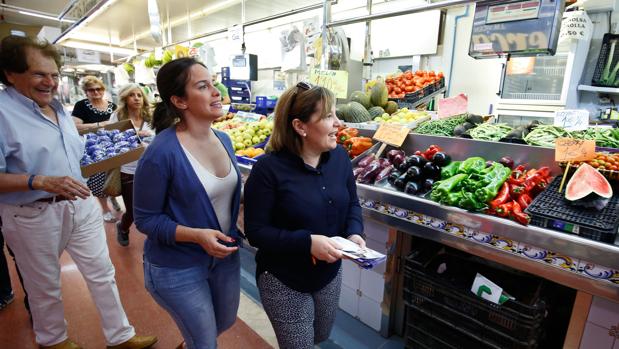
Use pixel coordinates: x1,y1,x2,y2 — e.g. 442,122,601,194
356,183,619,271
362,210,619,302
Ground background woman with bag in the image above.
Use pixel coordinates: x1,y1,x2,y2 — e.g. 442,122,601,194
109,83,154,246
72,75,119,222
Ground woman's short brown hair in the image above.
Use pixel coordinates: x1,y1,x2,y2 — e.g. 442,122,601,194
0,35,62,86
81,75,105,92
267,83,335,155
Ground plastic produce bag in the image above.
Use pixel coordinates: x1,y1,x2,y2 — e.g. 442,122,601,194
280,26,306,72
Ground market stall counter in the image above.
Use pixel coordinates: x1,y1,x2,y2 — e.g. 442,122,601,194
237,131,619,342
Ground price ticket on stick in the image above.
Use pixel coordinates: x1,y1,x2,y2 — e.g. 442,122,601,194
554,138,596,162
372,123,410,158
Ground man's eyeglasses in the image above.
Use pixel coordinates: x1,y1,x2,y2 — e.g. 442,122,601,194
86,87,103,93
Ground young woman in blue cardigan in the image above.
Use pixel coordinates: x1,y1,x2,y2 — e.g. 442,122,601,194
244,82,365,349
133,58,241,349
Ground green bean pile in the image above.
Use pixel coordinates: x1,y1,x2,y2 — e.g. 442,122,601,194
523,125,571,147
469,123,513,141
413,115,468,136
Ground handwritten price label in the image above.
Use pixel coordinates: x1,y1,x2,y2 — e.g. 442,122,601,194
554,109,589,131
308,69,348,98
373,123,410,147
555,138,596,162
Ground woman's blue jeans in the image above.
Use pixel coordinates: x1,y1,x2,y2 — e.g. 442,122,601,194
144,252,240,349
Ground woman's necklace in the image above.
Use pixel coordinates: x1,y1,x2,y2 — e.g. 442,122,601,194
85,99,113,115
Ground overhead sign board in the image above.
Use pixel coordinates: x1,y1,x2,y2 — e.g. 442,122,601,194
469,0,565,59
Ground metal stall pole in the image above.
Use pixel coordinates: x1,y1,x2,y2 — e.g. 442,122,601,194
362,0,373,89
320,0,331,70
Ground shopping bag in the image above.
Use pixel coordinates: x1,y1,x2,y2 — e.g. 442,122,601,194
103,168,122,197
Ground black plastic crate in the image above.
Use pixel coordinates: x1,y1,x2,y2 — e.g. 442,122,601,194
592,34,619,87
406,303,537,349
526,176,619,243
403,250,546,341
388,77,446,109
405,290,540,348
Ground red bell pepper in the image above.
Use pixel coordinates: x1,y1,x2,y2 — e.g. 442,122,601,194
517,193,532,209
496,202,514,217
511,201,530,225
489,182,510,209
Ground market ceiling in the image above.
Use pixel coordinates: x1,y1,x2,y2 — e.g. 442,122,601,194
54,0,313,52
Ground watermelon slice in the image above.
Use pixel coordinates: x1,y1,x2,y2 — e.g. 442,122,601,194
565,163,613,201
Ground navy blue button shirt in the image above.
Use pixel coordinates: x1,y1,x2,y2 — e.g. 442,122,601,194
244,145,363,293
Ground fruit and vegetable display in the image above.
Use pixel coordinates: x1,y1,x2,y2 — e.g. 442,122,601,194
567,152,619,173
337,83,429,126
413,114,471,136
378,70,444,99
353,145,452,197
483,164,552,225
235,147,265,159
213,118,273,151
80,129,140,166
336,127,374,158
522,125,571,147
370,108,429,125
467,123,513,141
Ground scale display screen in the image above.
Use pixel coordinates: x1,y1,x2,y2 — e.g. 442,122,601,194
469,0,564,59
232,57,247,67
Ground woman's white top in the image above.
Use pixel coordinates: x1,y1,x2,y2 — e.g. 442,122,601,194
181,144,237,235
109,112,154,175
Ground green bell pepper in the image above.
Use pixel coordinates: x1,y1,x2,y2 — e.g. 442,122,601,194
475,165,512,203
445,191,465,206
459,192,487,211
458,157,486,174
440,161,461,180
433,173,467,198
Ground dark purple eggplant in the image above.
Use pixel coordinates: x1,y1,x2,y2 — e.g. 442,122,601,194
378,158,392,169
375,165,395,183
386,149,405,162
392,153,406,168
358,154,376,168
498,156,514,169
422,162,441,180
388,171,401,185
394,174,408,191
405,166,422,181
398,156,415,172
409,155,427,168
422,178,435,192
352,167,365,179
432,152,451,167
404,181,421,195
357,160,382,184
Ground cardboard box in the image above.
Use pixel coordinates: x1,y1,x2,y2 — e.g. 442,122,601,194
80,120,145,177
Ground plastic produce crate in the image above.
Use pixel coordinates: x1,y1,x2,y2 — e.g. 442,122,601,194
592,34,619,87
403,249,546,346
405,303,537,349
526,176,619,243
388,77,445,109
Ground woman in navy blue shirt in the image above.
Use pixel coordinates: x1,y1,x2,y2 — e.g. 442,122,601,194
133,58,242,349
244,82,365,349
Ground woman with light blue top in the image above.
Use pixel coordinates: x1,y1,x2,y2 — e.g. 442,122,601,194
133,57,242,349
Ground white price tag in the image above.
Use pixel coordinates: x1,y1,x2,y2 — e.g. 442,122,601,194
554,110,589,131
559,10,592,43
471,273,503,304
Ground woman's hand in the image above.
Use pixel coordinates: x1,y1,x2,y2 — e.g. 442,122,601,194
347,234,366,249
138,130,154,137
194,229,238,258
310,235,342,263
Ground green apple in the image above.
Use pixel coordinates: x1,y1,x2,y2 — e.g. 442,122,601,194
243,139,253,146
235,142,245,150
259,134,267,142
252,136,260,144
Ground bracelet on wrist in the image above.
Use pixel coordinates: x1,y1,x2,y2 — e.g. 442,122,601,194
27,174,36,191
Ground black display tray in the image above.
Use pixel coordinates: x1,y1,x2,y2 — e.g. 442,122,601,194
526,176,619,243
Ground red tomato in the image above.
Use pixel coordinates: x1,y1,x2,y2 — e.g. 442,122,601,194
404,85,414,92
